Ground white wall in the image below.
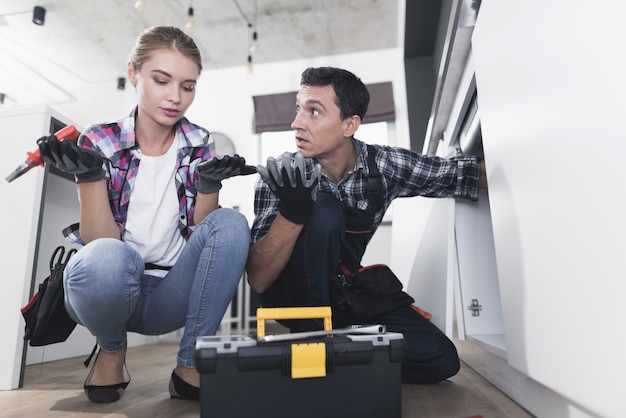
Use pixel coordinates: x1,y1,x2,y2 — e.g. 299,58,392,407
47,48,412,263
1,0,420,389
1,47,416,387
188,50,411,289
2,0,411,284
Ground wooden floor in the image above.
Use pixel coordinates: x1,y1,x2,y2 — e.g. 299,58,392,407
0,341,532,418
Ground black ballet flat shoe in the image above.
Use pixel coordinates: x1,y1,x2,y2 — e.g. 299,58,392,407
169,370,200,401
84,380,131,403
83,350,131,404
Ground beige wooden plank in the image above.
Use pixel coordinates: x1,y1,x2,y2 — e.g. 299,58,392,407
402,363,532,418
0,341,531,418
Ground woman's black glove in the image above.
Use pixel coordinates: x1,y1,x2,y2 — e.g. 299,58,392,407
257,152,321,224
196,154,256,194
37,134,105,183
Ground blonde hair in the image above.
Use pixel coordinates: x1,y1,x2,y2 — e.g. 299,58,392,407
129,26,202,73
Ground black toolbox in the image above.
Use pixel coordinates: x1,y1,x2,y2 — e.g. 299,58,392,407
194,307,406,418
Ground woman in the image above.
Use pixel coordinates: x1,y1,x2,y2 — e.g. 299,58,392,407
37,25,251,403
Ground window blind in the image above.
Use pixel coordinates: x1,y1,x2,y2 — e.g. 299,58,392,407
252,81,395,133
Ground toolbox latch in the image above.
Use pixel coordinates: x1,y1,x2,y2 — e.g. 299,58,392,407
291,342,326,379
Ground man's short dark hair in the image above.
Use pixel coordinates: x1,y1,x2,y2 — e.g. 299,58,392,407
300,67,370,121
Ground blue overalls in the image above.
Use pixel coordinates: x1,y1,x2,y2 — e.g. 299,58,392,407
259,146,460,384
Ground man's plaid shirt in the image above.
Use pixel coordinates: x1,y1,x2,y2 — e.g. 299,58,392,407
251,138,481,243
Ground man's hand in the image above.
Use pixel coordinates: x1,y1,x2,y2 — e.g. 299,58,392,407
196,154,251,194
257,152,322,224
37,134,105,183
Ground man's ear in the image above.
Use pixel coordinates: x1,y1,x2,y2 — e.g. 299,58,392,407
343,115,361,138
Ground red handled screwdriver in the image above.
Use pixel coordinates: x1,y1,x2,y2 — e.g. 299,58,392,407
5,125,79,183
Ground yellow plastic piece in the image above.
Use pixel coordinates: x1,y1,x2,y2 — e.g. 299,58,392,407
256,306,332,337
291,342,326,379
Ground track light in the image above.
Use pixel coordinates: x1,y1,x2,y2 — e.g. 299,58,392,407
186,6,195,29
32,6,46,25
0,6,46,26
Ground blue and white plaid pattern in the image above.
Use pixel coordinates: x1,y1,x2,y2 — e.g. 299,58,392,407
251,138,480,243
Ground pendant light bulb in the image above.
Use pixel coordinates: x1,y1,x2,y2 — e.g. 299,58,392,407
247,55,253,74
186,7,195,29
249,31,259,52
134,0,146,10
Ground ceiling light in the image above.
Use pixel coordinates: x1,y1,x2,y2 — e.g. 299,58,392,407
251,0,258,51
247,54,253,73
0,6,46,26
250,30,258,52
135,0,146,10
234,0,259,71
32,6,46,25
186,6,195,29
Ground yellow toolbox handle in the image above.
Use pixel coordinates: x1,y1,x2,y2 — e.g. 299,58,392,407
256,306,332,337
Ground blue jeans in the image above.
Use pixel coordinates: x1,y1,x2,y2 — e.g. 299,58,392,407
64,208,249,368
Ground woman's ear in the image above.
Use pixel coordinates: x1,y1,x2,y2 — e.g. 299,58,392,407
127,62,136,87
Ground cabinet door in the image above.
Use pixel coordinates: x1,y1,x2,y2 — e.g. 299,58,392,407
394,197,454,336
472,1,626,417
454,190,505,357
0,107,49,390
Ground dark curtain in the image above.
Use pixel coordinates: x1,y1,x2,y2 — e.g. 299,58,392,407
252,81,395,133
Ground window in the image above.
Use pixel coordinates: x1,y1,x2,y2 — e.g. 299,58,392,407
260,121,390,162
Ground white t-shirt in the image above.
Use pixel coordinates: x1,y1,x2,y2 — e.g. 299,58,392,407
124,139,185,277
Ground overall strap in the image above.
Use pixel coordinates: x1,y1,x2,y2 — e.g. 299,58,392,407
366,144,383,213
337,145,385,271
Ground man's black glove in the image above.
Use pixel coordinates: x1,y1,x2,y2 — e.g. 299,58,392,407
37,134,105,183
257,152,322,224
196,154,254,194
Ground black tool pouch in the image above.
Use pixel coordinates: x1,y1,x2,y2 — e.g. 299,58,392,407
330,264,415,320
21,246,78,346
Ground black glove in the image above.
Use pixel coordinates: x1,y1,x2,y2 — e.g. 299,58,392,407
257,152,322,224
37,134,105,183
196,154,253,194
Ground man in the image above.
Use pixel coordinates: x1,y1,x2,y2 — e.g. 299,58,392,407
246,66,486,384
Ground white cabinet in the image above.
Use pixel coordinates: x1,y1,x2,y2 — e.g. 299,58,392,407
0,107,107,389
0,106,63,390
454,1,626,417
453,190,505,357
0,107,158,390
426,41,506,359
400,1,626,416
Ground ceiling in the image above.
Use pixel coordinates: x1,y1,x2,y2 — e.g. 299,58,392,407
0,0,399,107
0,0,473,157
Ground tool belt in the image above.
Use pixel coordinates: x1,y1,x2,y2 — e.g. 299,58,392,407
330,264,415,319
